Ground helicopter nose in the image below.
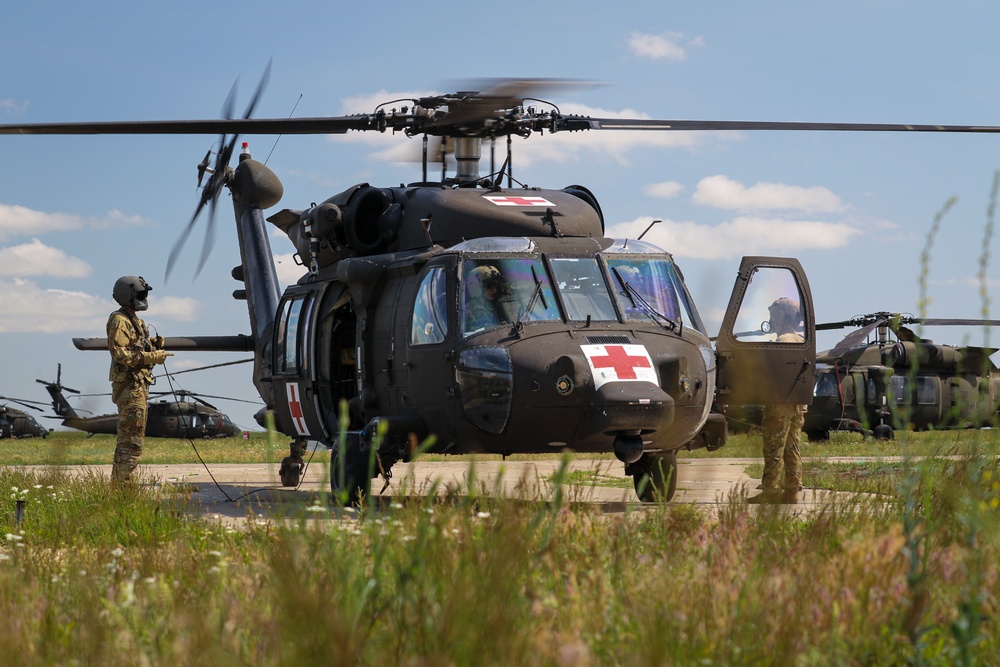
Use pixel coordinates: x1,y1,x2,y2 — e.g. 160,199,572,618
588,381,674,448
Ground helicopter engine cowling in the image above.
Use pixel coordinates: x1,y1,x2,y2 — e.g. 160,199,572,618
890,341,963,370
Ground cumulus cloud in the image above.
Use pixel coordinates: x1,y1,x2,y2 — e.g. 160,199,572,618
606,215,862,260
0,278,111,333
0,278,202,333
692,175,844,213
0,204,153,241
0,239,91,277
628,32,704,61
273,251,307,287
149,296,200,322
0,204,85,240
644,181,685,199
0,99,28,114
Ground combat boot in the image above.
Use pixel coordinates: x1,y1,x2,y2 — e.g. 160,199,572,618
781,489,800,504
747,489,782,504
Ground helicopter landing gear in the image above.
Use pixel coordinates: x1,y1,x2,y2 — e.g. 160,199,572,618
626,450,678,503
872,423,895,440
330,432,372,507
279,440,308,487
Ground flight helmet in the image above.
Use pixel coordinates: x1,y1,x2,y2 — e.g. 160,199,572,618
113,276,152,311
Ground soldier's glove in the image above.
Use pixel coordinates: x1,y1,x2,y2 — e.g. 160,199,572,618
143,350,173,366
151,335,166,349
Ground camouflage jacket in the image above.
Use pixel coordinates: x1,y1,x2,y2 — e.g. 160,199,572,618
107,309,155,385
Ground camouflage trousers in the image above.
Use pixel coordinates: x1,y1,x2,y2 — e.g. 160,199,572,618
760,403,807,491
112,380,149,484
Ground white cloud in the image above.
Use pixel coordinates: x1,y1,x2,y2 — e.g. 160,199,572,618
0,204,85,240
0,278,111,333
274,252,307,287
0,239,92,277
0,99,28,114
692,175,844,213
606,215,862,260
628,32,702,61
0,204,154,241
644,181,685,199
149,296,200,322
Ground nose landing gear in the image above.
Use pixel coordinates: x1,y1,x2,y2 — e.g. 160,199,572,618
626,450,678,502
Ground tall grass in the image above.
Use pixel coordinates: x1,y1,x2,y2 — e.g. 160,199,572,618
0,450,997,665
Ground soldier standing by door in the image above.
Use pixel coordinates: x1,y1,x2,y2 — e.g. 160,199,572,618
748,297,808,504
107,276,171,484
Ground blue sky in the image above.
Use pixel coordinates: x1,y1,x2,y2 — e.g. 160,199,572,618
4,1,1000,432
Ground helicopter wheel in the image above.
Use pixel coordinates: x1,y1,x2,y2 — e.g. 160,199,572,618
872,424,895,441
627,450,678,503
279,455,304,487
331,436,371,507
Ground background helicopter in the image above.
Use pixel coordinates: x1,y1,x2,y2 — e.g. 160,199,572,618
10,78,1000,502
36,365,250,439
0,397,51,439
804,313,1000,440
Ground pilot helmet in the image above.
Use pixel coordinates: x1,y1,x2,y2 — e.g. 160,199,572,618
113,275,152,311
467,265,502,299
768,297,801,328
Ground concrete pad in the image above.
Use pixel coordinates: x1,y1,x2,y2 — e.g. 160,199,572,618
18,457,874,526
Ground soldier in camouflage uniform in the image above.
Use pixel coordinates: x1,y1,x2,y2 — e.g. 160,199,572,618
749,297,808,505
108,276,172,484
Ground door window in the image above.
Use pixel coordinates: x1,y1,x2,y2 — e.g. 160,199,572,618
412,267,449,345
275,295,307,373
730,267,808,344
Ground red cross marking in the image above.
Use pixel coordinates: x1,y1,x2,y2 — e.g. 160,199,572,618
590,345,652,380
484,195,553,206
286,382,309,436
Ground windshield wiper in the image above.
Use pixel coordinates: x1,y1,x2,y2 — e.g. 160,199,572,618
515,265,548,333
612,267,682,334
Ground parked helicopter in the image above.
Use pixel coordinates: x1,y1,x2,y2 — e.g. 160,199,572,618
0,397,51,439
36,365,247,439
10,77,997,502
803,313,1000,440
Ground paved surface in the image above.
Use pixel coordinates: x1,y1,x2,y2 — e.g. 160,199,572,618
30,457,870,525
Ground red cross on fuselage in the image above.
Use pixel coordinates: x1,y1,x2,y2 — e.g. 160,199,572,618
590,345,652,380
286,383,309,435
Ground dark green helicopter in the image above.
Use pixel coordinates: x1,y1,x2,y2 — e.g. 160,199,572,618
804,313,1000,440
0,396,51,439
36,365,248,439
9,76,998,503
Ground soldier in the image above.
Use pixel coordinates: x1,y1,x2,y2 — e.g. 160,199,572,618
748,297,808,504
107,276,172,484
464,265,512,332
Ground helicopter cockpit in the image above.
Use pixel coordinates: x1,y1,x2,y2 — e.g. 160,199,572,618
414,237,709,340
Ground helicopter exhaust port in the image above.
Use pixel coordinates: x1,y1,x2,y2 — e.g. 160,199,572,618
613,432,644,464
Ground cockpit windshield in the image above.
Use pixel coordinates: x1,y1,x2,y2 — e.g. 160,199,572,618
605,256,705,334
461,258,560,336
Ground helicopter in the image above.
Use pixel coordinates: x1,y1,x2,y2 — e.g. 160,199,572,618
802,312,1000,440
0,397,51,439
36,365,246,439
11,77,998,502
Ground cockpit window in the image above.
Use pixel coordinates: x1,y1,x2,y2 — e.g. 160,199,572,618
607,258,681,323
461,258,559,336
412,266,448,345
549,257,618,322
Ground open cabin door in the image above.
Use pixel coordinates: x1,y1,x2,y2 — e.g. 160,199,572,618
715,257,815,406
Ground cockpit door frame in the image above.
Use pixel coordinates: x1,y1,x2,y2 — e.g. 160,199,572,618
715,256,815,406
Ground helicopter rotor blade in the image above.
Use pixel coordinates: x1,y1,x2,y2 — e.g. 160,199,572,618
0,397,46,412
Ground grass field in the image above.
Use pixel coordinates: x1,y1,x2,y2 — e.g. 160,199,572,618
0,428,998,663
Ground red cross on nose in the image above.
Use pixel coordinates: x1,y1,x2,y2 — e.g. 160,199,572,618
590,345,652,380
